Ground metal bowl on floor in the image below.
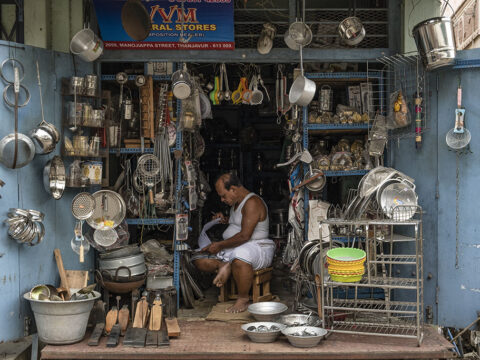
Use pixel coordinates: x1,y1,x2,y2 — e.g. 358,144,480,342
241,322,286,343
278,314,322,327
281,326,328,348
248,302,288,321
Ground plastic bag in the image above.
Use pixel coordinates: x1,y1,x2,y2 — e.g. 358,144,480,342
179,88,201,132
387,90,411,129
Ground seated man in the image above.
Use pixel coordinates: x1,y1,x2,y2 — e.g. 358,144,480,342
193,172,275,313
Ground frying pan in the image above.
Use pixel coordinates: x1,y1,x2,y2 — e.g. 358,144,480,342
121,0,152,41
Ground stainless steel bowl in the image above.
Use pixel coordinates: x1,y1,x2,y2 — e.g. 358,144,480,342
241,322,286,343
281,326,328,348
98,252,145,270
248,302,288,322
278,314,322,327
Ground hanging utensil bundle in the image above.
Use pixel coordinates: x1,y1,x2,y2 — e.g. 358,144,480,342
0,58,34,169
5,208,45,246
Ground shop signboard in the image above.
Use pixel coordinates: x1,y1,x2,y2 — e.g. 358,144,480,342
93,0,234,50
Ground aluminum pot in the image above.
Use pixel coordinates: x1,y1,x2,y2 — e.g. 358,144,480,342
289,46,316,106
338,16,366,46
413,17,456,70
70,28,104,62
43,156,66,200
98,252,144,269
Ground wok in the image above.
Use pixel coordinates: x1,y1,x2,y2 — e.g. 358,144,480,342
121,0,151,41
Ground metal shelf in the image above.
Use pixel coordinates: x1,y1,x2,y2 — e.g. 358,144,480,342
326,299,419,314
305,71,383,80
108,148,177,154
328,320,420,339
324,170,369,177
307,123,371,130
126,218,175,225
101,75,170,81
109,148,153,154
378,233,417,242
325,276,420,290
370,254,420,266
321,219,421,226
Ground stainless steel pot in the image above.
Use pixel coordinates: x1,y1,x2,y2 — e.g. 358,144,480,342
413,17,456,70
338,16,366,46
43,156,66,200
171,67,192,100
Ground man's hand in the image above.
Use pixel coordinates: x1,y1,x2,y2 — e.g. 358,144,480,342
201,242,223,255
212,212,228,224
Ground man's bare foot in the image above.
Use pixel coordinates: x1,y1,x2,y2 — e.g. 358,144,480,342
226,297,249,313
213,262,231,287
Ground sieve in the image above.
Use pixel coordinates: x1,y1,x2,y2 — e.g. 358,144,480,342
86,190,126,230
71,192,95,263
93,228,118,247
137,154,161,204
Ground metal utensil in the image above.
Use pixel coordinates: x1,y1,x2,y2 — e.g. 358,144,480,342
30,61,59,155
137,154,161,205
121,0,151,41
222,64,232,101
0,67,34,169
87,190,126,230
446,85,471,150
43,156,66,200
93,228,118,247
71,192,95,262
289,46,316,106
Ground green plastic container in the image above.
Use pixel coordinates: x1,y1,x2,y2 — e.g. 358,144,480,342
326,248,366,262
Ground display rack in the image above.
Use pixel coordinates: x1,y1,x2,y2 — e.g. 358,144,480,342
301,71,385,242
318,217,424,346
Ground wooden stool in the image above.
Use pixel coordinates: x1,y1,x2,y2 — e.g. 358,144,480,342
218,267,273,303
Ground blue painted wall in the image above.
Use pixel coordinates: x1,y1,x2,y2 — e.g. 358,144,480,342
0,41,93,341
392,48,480,328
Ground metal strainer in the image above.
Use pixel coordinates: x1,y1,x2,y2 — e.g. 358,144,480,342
71,192,95,220
71,192,95,263
137,154,161,204
93,228,118,247
86,190,126,230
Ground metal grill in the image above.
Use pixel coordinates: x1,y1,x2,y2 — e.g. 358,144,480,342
234,5,389,49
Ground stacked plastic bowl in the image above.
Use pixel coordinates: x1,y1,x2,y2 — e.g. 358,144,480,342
326,248,366,282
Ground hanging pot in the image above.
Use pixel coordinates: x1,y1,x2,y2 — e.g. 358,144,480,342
412,17,456,70
289,47,316,107
121,0,152,41
171,66,192,100
70,28,104,62
338,16,366,46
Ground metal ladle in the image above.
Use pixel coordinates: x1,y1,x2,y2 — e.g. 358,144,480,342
221,64,232,101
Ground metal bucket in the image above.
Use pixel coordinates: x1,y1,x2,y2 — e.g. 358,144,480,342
413,17,456,70
24,291,100,344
